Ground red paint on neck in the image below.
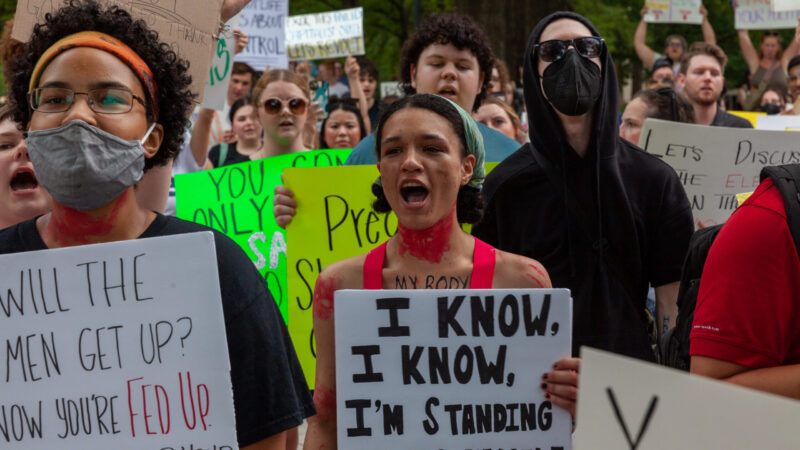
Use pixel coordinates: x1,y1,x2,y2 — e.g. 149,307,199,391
313,275,337,320
397,205,457,263
46,189,131,246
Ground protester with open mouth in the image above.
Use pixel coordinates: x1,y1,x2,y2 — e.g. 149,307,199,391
0,104,51,230
0,1,314,447
319,100,367,149
303,93,580,448
249,69,313,161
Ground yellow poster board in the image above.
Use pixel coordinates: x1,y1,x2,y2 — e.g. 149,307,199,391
727,110,765,128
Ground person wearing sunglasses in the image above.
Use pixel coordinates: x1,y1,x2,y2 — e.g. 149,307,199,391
619,87,695,147
737,20,800,111
473,12,693,364
249,69,312,160
634,5,716,76
1,2,315,448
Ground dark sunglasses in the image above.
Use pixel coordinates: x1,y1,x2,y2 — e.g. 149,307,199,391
262,97,307,115
534,37,605,63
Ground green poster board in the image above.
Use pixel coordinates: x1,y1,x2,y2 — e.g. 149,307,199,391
284,163,498,386
175,148,351,322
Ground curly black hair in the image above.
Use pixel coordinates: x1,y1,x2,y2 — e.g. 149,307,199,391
371,94,484,224
399,12,495,112
9,0,194,171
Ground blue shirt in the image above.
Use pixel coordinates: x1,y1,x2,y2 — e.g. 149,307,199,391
344,122,521,165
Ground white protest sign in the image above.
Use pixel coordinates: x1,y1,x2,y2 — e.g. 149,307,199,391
13,0,223,102
644,0,703,25
334,289,573,449
638,118,800,225
756,114,800,130
574,347,800,450
734,0,800,29
0,232,236,449
235,0,288,70
202,14,240,110
285,7,364,61
380,81,402,99
772,0,800,12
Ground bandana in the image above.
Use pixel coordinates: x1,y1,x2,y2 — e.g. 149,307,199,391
29,31,159,121
374,94,486,190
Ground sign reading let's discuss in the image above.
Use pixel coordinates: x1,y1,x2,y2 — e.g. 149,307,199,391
334,289,573,449
0,232,236,449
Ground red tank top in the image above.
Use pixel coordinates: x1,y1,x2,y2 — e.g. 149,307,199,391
362,237,496,289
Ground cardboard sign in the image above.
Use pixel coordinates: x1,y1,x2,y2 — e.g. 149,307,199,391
638,118,800,225
335,289,573,448
235,0,288,70
755,114,800,130
285,7,364,61
201,14,240,110
771,0,800,12
174,149,351,322
13,0,223,102
734,0,800,29
574,347,800,449
644,0,703,25
284,164,498,386
0,232,237,449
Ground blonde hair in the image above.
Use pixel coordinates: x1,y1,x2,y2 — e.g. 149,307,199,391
482,96,525,143
251,69,310,106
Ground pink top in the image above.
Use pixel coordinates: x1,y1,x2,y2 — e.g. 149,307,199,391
363,237,496,289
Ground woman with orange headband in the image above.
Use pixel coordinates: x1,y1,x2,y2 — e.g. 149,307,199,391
2,1,314,448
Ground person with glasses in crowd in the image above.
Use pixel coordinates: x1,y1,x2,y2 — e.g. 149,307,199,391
736,21,800,111
474,12,694,363
1,2,315,448
249,69,312,160
619,87,695,146
647,58,675,89
634,4,716,76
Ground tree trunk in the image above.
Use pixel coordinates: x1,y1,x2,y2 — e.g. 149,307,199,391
454,0,570,83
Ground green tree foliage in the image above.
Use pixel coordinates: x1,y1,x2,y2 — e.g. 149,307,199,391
571,0,797,98
290,0,453,83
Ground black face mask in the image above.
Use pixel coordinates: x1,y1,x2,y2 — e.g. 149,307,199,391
762,103,782,115
541,49,602,116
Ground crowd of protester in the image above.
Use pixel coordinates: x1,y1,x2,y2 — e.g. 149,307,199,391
0,1,798,449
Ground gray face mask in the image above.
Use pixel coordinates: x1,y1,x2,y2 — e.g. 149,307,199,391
26,120,156,211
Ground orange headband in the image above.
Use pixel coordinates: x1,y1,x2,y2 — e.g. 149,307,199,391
29,31,159,121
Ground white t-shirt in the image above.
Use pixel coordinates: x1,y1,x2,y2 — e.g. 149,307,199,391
165,130,205,216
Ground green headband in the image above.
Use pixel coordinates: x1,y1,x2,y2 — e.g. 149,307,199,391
374,96,486,190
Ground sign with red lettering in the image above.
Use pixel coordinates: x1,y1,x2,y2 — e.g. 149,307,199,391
0,232,236,449
639,118,800,225
334,289,573,448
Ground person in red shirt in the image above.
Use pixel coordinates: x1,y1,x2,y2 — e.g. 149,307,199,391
690,177,800,400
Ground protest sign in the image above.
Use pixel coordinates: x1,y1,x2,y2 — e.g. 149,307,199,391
755,114,800,130
638,118,800,225
285,7,364,61
734,0,800,29
0,232,237,449
284,164,498,385
772,0,800,12
644,0,702,25
13,0,223,102
380,81,403,99
335,289,573,448
236,0,288,70
202,14,240,110
574,347,800,449
175,149,351,322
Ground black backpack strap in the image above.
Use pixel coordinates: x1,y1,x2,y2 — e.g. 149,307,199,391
760,164,800,260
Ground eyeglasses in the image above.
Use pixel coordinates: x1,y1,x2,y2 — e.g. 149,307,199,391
262,97,307,115
666,41,684,48
28,87,146,114
534,37,604,63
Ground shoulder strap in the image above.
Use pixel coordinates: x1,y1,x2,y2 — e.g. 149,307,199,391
760,164,800,259
363,241,388,289
217,142,229,167
470,237,496,289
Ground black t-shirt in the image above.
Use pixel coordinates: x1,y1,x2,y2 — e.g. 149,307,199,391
474,140,693,361
0,214,315,446
367,100,385,133
711,109,753,128
208,142,252,168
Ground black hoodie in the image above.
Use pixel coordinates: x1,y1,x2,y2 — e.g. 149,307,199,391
473,12,693,361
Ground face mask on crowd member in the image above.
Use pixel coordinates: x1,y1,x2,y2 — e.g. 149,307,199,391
760,89,784,115
787,56,800,101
